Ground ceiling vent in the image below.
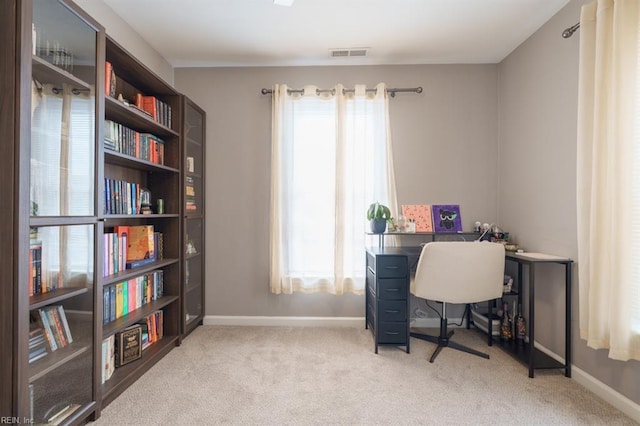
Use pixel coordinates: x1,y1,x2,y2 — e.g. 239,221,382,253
330,48,368,58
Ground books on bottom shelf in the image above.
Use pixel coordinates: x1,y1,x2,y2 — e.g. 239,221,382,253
102,310,164,383
101,334,115,384
30,305,73,354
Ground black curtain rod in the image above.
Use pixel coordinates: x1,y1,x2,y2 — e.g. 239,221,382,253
562,22,580,38
261,86,423,98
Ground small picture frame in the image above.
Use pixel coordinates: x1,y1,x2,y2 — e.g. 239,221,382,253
432,204,463,233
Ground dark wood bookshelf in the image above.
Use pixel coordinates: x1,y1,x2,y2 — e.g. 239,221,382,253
3,2,205,420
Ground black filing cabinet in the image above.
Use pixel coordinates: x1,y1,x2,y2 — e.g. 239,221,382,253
366,248,411,353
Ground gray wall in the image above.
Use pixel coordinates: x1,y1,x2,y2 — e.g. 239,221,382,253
174,65,499,318
498,0,640,405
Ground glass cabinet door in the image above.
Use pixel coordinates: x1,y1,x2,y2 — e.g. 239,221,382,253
27,225,95,423
31,0,97,218
25,1,100,422
183,98,205,335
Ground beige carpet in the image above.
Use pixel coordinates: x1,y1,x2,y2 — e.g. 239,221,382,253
93,326,637,425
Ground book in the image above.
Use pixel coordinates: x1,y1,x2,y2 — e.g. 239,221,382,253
431,204,463,233
105,61,116,97
125,257,155,270
401,205,434,233
37,309,58,351
115,324,142,367
127,225,155,262
114,226,129,270
55,305,73,344
115,282,124,319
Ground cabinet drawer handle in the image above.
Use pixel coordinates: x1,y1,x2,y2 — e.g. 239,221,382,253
384,266,399,269
384,331,400,335
385,288,400,292
385,310,400,314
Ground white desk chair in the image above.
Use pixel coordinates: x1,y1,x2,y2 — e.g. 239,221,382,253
410,241,505,363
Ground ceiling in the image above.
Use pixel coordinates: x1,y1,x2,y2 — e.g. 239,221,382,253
102,0,570,68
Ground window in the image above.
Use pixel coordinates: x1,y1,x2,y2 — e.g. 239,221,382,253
270,84,398,295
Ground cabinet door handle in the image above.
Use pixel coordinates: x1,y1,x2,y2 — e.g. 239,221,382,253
384,331,400,335
384,266,399,269
385,288,399,292
385,310,400,314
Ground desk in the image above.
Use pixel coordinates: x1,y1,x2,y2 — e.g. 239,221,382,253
368,231,481,248
365,245,573,379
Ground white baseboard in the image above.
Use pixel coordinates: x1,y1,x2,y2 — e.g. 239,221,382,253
204,316,459,328
572,366,640,423
203,315,364,327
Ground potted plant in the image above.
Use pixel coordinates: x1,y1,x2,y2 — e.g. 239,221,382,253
367,202,391,234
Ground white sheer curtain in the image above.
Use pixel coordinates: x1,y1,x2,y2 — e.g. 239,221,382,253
577,0,640,361
31,82,94,288
270,83,398,295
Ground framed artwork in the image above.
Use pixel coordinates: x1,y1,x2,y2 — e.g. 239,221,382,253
401,205,433,232
432,204,462,233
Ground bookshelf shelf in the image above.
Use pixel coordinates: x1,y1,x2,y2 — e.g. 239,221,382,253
29,343,91,383
186,136,202,146
105,150,180,173
102,258,179,285
105,96,178,138
101,335,179,405
29,287,89,310
32,55,92,91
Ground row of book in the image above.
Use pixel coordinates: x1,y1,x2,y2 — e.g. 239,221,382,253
104,178,146,216
102,270,164,324
101,310,164,384
103,225,164,277
134,93,172,129
185,176,197,211
29,306,73,359
104,120,165,165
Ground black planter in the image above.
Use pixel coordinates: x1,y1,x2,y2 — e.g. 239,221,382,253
370,219,387,234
